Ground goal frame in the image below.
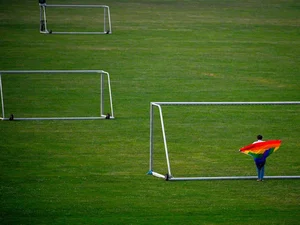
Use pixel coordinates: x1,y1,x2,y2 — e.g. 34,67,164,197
39,3,112,34
148,101,300,181
0,70,114,121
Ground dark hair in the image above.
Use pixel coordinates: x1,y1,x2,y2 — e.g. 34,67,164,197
257,135,263,140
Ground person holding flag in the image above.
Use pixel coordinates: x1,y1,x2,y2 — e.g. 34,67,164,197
239,135,281,182
252,135,266,181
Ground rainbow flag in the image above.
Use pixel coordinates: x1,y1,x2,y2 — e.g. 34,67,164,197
239,140,281,159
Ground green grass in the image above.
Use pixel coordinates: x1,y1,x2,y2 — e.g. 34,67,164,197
0,0,300,224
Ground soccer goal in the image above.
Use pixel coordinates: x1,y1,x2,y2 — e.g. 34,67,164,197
148,102,300,181
39,0,112,34
0,70,114,121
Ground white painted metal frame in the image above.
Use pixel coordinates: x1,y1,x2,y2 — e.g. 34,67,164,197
0,70,114,121
148,101,300,181
39,3,112,34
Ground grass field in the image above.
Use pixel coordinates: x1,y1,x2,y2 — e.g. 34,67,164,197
1,0,300,224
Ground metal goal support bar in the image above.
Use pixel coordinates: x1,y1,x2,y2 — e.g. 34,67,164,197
0,70,114,121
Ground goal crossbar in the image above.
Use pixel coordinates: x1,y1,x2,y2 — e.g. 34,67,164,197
0,70,114,121
148,101,300,181
39,3,112,34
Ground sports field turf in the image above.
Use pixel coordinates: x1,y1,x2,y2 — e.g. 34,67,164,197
0,0,299,224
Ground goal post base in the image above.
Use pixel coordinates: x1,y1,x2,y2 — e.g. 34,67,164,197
168,176,300,181
149,172,300,181
44,31,111,35
2,116,115,121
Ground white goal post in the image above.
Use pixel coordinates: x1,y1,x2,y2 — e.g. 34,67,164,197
148,101,300,181
0,70,114,121
39,1,112,34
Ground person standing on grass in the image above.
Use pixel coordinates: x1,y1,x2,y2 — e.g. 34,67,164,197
253,135,266,181
240,135,281,182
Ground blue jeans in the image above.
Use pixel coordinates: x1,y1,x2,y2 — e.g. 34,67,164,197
256,166,265,180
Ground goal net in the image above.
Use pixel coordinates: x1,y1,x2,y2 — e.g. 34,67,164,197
39,2,112,34
0,70,114,120
148,102,300,181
